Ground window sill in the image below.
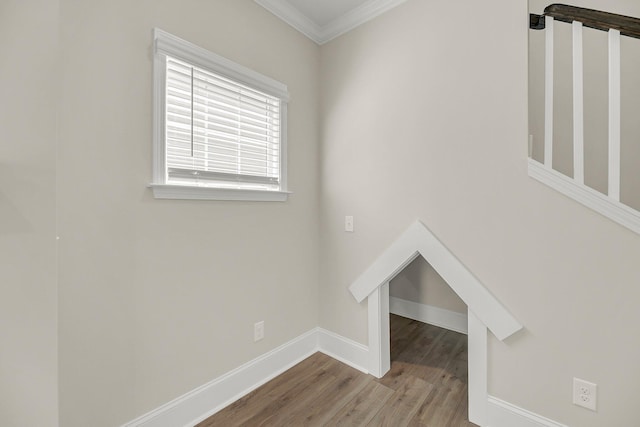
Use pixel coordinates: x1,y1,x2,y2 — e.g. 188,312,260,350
149,183,290,202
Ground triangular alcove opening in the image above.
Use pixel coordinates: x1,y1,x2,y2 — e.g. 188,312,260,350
390,256,469,334
349,220,523,427
349,220,522,341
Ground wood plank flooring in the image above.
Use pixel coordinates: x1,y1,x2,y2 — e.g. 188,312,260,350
197,314,477,426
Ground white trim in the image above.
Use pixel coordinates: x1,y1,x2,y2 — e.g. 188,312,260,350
351,220,524,425
367,284,390,378
368,287,488,425
152,51,167,186
153,28,288,100
151,29,290,202
253,0,323,43
544,16,554,168
254,0,409,45
317,328,369,374
572,21,584,184
487,396,568,427
122,328,367,427
122,329,318,427
389,296,468,335
468,310,488,426
279,102,289,193
121,325,568,427
148,184,291,202
319,0,410,44
528,158,640,234
608,28,621,201
348,220,522,341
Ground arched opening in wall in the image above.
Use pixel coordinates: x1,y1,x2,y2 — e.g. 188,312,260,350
380,257,474,425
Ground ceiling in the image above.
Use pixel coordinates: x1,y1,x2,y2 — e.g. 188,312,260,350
284,0,374,27
254,0,408,44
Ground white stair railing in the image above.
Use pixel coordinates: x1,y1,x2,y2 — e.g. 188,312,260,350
529,4,640,234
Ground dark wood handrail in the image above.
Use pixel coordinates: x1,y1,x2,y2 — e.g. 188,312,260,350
530,4,640,39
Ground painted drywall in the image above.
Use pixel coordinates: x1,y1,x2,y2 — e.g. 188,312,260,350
529,0,640,210
389,257,467,314
319,0,640,426
6,1,640,425
57,1,320,425
0,1,59,426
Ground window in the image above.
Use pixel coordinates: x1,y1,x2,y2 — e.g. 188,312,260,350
150,29,290,201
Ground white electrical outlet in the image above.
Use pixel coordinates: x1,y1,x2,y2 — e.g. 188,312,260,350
573,378,597,411
345,216,354,232
254,321,264,342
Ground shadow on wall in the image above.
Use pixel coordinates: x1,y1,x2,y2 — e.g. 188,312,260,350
0,185,33,235
390,257,467,314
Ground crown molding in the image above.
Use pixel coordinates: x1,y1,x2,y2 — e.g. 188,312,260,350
255,0,409,45
254,0,323,43
320,0,409,43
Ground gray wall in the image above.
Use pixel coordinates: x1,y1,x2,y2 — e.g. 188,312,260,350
5,1,640,426
319,1,640,426
0,1,59,426
56,1,320,425
1,0,321,426
389,258,467,314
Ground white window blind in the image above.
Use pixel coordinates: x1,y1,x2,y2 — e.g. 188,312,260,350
151,29,289,201
165,57,282,189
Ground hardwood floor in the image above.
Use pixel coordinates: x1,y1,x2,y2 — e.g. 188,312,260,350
197,314,477,426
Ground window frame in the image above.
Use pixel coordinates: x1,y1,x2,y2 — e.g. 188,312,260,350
150,28,290,201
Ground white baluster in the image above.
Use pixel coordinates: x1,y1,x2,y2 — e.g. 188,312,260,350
545,17,555,168
608,29,621,201
573,21,585,184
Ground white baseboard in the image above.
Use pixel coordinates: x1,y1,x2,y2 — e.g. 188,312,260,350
122,329,319,427
389,296,468,334
122,327,368,427
316,327,369,373
122,327,566,427
487,396,568,427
